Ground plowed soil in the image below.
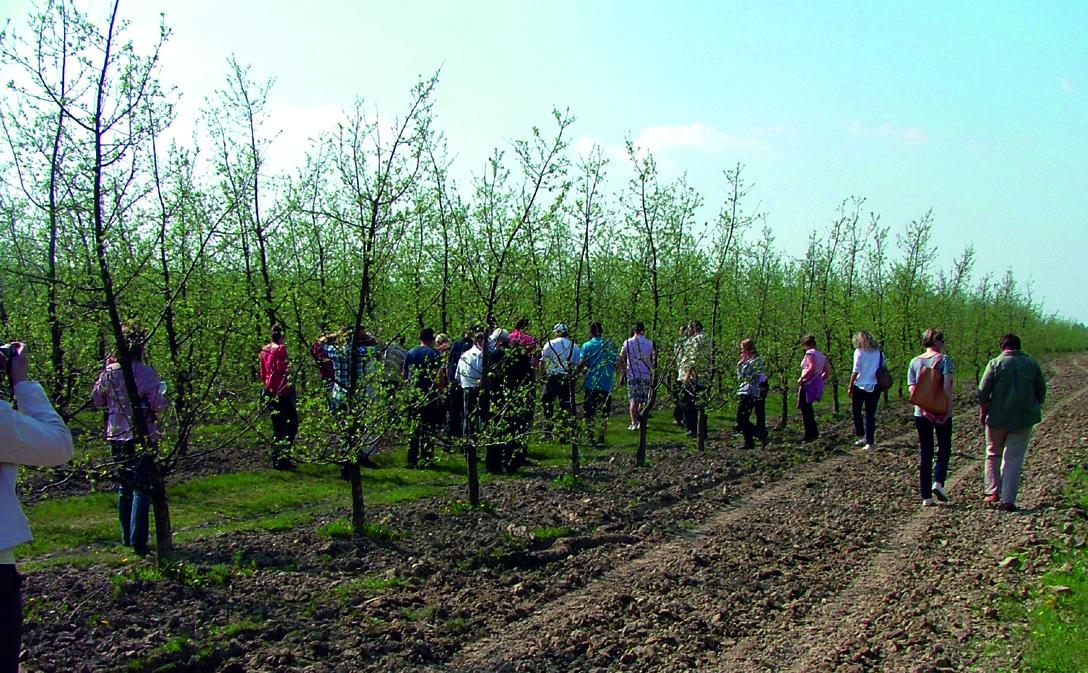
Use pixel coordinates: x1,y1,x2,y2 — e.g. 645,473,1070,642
19,354,1088,673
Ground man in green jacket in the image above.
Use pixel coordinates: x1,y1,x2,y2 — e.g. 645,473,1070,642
978,333,1048,511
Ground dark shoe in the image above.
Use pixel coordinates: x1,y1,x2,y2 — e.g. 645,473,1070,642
133,546,151,557
274,458,297,471
596,436,605,448
1001,502,1018,512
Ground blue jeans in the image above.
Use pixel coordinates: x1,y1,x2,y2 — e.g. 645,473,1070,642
111,440,151,551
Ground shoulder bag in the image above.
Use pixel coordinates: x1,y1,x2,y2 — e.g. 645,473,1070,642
875,351,894,393
908,354,948,414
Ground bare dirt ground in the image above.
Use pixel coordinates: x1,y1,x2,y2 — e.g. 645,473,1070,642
19,354,1088,673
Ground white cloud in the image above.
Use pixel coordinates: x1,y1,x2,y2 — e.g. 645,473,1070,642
572,123,772,167
633,123,770,156
848,120,928,147
1061,77,1076,92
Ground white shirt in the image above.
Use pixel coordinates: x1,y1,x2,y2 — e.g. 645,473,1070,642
852,348,882,392
457,344,485,389
0,381,75,559
541,336,580,375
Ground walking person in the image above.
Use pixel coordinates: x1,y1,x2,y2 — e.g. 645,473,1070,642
540,323,581,439
617,322,654,431
402,327,443,468
1,342,74,671
907,328,955,507
849,330,882,450
92,325,167,555
579,322,618,447
797,335,832,442
735,339,768,449
259,324,298,470
978,333,1047,511
678,320,711,438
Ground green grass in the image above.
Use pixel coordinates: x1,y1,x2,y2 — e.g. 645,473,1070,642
22,398,773,569
1016,462,1088,671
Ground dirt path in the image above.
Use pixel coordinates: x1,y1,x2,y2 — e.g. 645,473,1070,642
448,354,1088,673
21,355,1086,673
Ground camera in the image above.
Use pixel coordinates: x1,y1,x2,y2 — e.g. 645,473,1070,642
0,342,15,376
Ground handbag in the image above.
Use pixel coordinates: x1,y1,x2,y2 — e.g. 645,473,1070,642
875,351,894,393
908,354,948,414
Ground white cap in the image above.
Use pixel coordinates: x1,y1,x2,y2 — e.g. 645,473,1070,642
552,323,568,333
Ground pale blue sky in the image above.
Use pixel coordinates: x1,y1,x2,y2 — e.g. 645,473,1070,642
4,0,1086,322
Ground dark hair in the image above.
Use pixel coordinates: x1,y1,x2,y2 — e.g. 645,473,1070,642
922,328,944,348
689,320,703,332
474,331,487,342
1000,333,1021,351
419,327,435,343
633,321,645,333
589,321,603,336
515,317,531,330
740,338,757,354
802,334,817,349
123,324,147,360
270,324,285,344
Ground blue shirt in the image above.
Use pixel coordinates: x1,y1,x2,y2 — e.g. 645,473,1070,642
580,337,618,392
404,345,441,391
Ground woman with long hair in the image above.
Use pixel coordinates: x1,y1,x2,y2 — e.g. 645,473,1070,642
848,330,881,450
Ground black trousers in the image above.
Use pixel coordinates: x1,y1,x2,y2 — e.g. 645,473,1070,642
0,565,22,673
916,416,953,499
851,386,880,445
736,394,766,445
267,389,298,459
798,389,819,441
681,383,705,435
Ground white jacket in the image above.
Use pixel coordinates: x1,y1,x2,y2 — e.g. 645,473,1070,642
0,381,74,557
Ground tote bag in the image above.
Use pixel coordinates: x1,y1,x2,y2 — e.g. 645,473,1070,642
875,351,894,393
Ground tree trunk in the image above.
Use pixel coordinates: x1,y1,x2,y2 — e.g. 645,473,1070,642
149,466,174,564
349,462,365,534
570,439,580,479
466,442,480,507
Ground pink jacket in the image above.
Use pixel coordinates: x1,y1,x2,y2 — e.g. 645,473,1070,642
798,349,831,403
92,361,167,442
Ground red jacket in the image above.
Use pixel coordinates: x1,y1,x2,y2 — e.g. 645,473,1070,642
260,343,291,397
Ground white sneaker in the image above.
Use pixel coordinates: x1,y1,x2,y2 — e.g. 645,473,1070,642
922,498,937,507
854,439,867,447
863,444,872,451
931,483,949,502
628,422,639,431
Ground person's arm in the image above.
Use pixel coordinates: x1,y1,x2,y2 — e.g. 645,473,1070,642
977,360,995,425
798,353,815,384
1034,363,1048,405
0,345,74,467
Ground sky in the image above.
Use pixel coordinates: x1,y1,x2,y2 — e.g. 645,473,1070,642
3,0,1086,323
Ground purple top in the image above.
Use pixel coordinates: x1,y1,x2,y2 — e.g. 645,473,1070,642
621,334,654,379
92,361,167,442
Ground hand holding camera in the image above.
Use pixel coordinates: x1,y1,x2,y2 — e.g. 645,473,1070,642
0,341,28,386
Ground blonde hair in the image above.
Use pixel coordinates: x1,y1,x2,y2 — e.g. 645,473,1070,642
853,330,878,351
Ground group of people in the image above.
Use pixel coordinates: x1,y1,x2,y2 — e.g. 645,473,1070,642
0,321,1052,668
260,317,1052,513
